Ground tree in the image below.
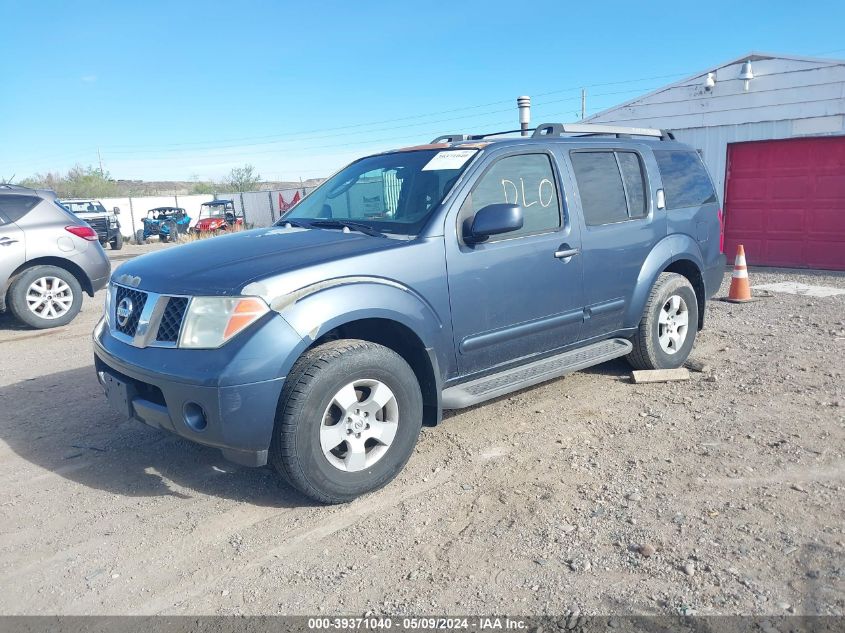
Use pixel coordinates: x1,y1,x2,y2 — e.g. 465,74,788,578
223,164,261,192
189,175,217,194
18,165,118,198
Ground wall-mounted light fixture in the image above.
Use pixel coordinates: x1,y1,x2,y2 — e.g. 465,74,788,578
704,72,716,90
739,60,754,91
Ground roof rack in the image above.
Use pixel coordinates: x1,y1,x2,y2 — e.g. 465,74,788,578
431,134,473,143
431,123,675,145
430,128,529,144
532,122,674,140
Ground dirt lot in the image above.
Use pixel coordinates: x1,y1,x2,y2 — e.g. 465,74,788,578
0,249,842,617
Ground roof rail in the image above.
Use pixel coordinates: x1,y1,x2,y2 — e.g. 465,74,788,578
532,122,674,140
430,134,473,143
430,128,529,144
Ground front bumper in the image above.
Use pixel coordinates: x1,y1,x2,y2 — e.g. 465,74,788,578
92,312,306,466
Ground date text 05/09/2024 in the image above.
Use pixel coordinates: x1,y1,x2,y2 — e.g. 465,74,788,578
306,617,527,631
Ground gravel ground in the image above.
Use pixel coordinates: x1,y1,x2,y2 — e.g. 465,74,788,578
0,257,842,616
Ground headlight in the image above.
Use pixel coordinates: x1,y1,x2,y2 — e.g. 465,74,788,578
179,296,269,349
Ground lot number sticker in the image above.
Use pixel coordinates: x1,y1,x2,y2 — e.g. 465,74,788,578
422,149,477,171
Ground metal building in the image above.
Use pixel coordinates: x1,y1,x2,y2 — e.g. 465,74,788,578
586,52,845,270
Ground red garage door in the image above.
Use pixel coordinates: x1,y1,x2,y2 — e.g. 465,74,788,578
724,136,845,270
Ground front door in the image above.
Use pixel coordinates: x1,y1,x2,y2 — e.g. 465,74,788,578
445,150,584,377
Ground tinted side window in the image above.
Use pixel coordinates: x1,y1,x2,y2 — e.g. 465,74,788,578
469,154,560,237
0,195,40,223
654,150,718,209
617,152,647,218
570,151,628,225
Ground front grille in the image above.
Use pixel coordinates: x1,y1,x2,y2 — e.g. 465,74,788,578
86,217,108,238
156,297,189,343
114,286,148,337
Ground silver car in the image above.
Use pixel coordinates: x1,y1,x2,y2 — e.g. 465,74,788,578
0,185,111,328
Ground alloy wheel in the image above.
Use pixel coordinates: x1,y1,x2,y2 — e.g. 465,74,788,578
26,277,74,320
319,379,399,472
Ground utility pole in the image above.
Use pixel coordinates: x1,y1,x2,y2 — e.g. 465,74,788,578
97,148,104,173
580,89,586,121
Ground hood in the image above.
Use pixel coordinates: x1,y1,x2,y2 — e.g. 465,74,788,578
112,226,403,295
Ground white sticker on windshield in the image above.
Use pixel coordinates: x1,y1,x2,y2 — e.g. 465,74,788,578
421,149,477,171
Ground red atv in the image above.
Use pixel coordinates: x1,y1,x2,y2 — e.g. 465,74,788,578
191,200,245,235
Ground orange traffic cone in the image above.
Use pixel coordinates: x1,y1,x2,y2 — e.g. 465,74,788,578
725,244,753,303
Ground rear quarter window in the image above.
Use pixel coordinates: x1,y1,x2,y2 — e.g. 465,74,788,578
0,195,41,223
654,150,718,209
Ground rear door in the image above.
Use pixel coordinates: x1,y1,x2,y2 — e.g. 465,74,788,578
562,146,665,340
445,149,584,377
0,195,36,289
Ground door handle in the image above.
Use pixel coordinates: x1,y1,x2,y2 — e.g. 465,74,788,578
0,238,19,246
554,247,580,259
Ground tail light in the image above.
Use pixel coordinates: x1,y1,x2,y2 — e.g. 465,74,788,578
65,225,98,241
717,208,725,254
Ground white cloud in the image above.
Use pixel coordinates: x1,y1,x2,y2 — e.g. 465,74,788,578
81,74,98,83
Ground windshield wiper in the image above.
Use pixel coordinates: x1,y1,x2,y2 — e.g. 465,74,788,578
278,218,314,229
306,219,387,238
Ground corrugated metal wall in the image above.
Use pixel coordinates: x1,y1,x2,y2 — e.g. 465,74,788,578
671,120,796,202
587,55,845,204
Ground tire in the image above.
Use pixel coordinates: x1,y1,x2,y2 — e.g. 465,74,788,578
110,232,123,250
626,272,699,370
135,230,146,245
163,220,178,242
270,339,423,504
159,233,169,243
7,265,84,329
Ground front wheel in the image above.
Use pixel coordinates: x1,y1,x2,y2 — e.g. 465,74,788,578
135,230,146,245
110,232,123,250
626,272,698,370
270,339,423,504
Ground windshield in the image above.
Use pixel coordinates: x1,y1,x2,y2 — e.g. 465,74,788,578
199,203,232,219
280,148,476,235
64,201,107,214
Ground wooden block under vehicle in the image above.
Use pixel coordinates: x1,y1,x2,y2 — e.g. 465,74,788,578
630,368,691,384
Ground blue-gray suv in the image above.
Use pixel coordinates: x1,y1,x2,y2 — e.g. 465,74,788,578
94,123,725,503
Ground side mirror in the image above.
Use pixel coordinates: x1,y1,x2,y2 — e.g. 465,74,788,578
113,207,121,215
465,204,524,242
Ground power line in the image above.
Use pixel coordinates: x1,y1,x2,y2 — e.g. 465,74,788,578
10,82,676,169
92,72,692,152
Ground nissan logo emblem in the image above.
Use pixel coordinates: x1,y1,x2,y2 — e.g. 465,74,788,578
116,297,134,327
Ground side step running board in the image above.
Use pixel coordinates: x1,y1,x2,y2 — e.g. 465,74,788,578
442,338,632,409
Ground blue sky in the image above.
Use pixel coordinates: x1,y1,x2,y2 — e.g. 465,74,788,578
2,0,844,182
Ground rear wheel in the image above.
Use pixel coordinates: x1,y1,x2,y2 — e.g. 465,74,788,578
270,339,423,504
7,265,83,329
626,272,698,370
